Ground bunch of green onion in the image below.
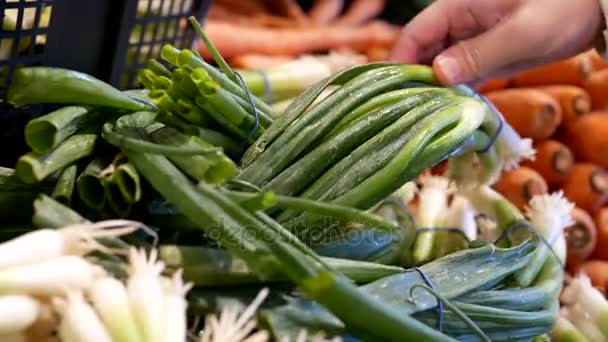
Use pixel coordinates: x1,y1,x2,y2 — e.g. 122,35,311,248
0,15,569,342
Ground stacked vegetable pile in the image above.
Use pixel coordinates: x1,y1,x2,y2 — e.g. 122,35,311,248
0,17,569,341
204,0,398,64
474,49,608,341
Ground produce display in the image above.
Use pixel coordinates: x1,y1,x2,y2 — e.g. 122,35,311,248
476,49,608,341
0,14,583,342
203,0,400,66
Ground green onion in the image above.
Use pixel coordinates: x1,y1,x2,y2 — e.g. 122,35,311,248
561,274,608,338
15,132,97,184
57,290,113,342
0,295,40,335
239,65,438,186
147,125,238,184
515,192,573,287
126,150,458,341
552,316,589,342
240,62,398,167
159,245,404,286
32,194,88,228
90,276,142,342
51,164,77,206
7,67,152,111
147,58,171,78
77,156,112,209
263,90,450,197
0,169,52,223
24,106,100,154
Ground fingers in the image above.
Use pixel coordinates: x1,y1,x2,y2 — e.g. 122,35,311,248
389,0,516,63
432,15,538,84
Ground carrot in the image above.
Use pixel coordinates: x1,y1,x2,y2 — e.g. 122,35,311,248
230,54,295,69
584,69,608,110
334,0,386,26
585,48,608,70
267,0,308,25
365,45,390,62
511,54,594,86
522,140,574,187
199,20,399,59
591,207,608,260
430,161,448,176
493,166,548,210
579,260,608,295
536,85,591,125
209,8,296,28
477,79,509,93
560,163,608,213
486,88,562,140
564,207,597,272
214,0,267,15
561,112,608,168
309,0,344,25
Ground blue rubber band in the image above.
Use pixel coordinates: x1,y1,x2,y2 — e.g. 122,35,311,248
494,221,565,269
478,94,504,153
230,71,260,154
255,69,273,105
411,267,444,332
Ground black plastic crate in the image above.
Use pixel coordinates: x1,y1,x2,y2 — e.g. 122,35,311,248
0,0,210,166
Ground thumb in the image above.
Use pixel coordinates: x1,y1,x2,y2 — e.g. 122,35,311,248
432,21,533,85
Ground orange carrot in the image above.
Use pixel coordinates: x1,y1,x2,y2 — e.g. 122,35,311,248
511,54,594,86
477,79,509,93
430,161,448,176
214,0,267,15
493,166,548,210
536,85,591,125
560,163,608,213
486,88,562,140
270,0,308,25
561,112,608,168
564,207,597,272
522,140,574,187
209,3,298,28
365,45,390,62
579,260,608,295
199,20,398,59
591,207,608,260
230,54,295,69
309,0,344,25
585,48,608,70
334,0,386,26
584,69,608,110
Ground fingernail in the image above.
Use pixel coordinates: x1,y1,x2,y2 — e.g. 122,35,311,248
435,56,463,84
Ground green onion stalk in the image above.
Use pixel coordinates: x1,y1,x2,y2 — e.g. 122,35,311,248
7,67,154,111
124,147,461,341
15,131,97,184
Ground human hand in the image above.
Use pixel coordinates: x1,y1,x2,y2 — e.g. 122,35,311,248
389,0,604,86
